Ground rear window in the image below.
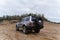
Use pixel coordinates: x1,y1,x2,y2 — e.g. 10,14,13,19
32,16,42,21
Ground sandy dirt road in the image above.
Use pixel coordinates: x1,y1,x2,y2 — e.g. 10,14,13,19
0,21,60,40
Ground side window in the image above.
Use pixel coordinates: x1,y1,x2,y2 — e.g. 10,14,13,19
25,17,30,21
21,17,30,22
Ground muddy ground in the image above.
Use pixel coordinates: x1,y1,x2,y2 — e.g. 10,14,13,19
0,21,60,40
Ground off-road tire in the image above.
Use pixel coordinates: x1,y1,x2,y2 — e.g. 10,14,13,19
34,29,40,33
16,25,19,31
23,26,28,34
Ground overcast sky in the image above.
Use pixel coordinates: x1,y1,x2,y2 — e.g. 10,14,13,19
0,0,60,22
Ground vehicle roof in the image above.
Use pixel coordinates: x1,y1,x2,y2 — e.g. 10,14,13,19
23,16,42,18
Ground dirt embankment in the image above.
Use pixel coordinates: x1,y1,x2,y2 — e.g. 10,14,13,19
0,21,60,40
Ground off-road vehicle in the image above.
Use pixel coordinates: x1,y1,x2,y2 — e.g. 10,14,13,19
16,16,44,34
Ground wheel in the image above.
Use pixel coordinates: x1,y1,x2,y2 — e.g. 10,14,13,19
34,29,40,33
23,26,28,34
16,25,19,31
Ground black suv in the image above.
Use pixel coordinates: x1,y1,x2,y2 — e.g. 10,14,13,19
16,16,44,34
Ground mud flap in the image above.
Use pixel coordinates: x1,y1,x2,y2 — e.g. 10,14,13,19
40,26,44,29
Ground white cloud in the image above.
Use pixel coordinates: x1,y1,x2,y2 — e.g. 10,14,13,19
0,0,7,7
0,0,60,22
